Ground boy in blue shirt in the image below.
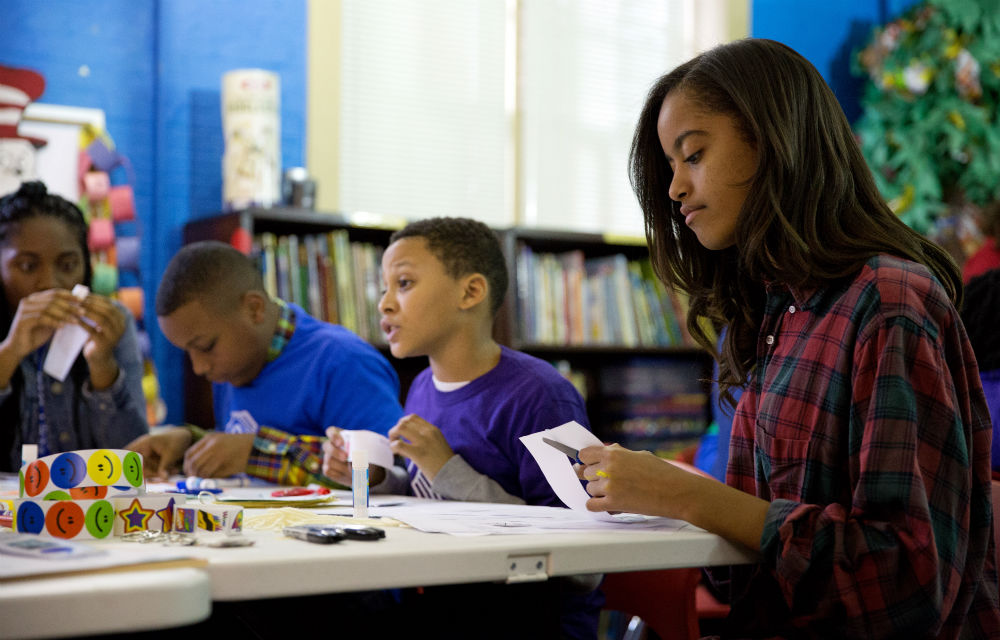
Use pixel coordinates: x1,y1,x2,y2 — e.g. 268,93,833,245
127,240,402,484
323,218,602,639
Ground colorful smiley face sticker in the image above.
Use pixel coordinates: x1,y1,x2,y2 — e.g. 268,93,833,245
70,486,108,500
85,500,115,539
43,490,72,500
45,501,85,538
122,451,143,487
50,452,88,488
23,460,49,497
16,501,45,534
87,449,121,485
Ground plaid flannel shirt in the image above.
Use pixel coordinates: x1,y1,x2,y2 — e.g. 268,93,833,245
721,255,1000,638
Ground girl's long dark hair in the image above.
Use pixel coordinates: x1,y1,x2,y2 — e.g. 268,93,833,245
0,181,93,470
628,38,961,405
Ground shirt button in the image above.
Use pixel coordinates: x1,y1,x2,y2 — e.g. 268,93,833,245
788,305,796,314
59,432,71,443
50,382,63,395
765,335,775,345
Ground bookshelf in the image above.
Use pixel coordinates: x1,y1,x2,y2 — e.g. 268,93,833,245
498,228,713,457
181,209,713,456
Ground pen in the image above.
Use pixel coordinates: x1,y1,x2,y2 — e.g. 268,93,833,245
185,475,252,490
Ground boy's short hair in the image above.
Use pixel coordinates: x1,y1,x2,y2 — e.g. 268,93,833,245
156,241,265,317
390,217,508,315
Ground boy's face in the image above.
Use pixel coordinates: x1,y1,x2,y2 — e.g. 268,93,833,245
378,237,469,360
158,294,268,387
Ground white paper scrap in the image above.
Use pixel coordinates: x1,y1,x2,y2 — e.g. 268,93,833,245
42,284,91,381
519,420,621,521
343,430,395,470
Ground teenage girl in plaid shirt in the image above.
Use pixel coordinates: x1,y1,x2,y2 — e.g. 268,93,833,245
579,38,1000,638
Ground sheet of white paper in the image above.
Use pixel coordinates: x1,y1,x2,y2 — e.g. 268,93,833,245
520,421,618,520
343,430,394,470
368,500,693,536
42,284,90,382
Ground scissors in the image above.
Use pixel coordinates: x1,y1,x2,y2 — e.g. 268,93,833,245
542,437,583,465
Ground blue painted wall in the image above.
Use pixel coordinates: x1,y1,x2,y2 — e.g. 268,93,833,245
0,0,306,424
752,0,921,122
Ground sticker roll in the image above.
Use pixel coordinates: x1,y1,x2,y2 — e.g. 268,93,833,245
173,502,244,536
19,449,145,498
13,498,117,540
112,494,178,536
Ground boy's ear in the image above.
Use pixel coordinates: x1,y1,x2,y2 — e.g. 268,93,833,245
458,273,489,311
241,290,270,323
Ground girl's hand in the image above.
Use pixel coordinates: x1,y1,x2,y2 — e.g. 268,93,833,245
77,294,127,390
1,289,81,361
578,444,696,519
388,414,455,481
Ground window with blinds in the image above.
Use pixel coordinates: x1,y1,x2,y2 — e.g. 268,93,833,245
329,0,738,234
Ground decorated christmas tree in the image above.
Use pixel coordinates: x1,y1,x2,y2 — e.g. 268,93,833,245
853,0,1000,242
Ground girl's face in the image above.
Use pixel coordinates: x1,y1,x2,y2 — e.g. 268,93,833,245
0,216,86,310
656,89,757,250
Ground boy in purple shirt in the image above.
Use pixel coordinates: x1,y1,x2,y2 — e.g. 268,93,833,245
323,217,601,639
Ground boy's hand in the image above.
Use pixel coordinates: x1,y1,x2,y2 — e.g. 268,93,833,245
321,426,351,485
388,414,454,481
182,432,255,478
322,426,387,486
125,427,193,481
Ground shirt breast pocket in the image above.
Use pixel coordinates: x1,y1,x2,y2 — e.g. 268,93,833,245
754,424,813,501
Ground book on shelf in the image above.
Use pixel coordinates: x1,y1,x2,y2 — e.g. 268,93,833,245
516,244,695,348
250,229,384,344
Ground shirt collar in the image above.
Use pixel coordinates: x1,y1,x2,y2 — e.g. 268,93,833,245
267,298,296,362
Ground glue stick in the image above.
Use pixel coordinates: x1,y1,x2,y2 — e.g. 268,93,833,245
352,449,369,518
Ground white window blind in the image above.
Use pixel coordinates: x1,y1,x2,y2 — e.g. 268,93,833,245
338,0,508,226
334,0,734,233
519,0,691,235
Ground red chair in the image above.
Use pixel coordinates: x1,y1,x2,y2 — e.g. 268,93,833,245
600,460,730,640
602,567,702,640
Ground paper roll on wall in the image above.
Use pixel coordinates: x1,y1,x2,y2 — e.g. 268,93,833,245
116,235,141,272
91,262,119,295
118,286,144,321
109,184,136,222
87,217,115,251
83,171,110,202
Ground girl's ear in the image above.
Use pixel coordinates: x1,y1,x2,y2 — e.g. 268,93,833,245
458,273,489,311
